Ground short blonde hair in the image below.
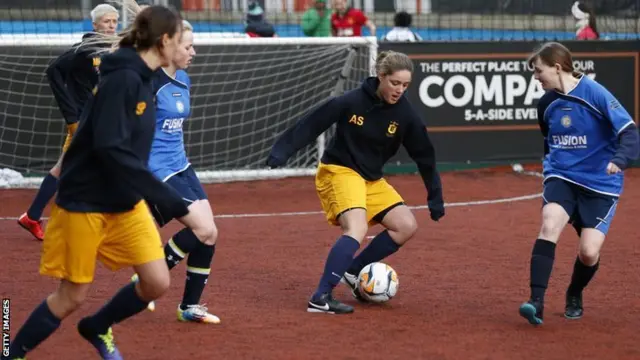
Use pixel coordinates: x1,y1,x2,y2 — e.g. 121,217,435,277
90,4,119,23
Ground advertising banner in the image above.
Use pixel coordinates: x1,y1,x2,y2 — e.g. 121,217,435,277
382,41,639,164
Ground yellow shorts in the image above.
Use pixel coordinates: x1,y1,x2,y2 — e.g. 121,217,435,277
62,122,78,153
315,163,404,226
40,200,164,284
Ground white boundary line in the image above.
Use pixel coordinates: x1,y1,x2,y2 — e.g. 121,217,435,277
216,192,543,219
0,192,542,221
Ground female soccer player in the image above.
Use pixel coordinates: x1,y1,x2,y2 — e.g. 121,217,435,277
6,6,188,360
17,3,119,241
267,51,445,314
519,42,639,325
141,20,221,324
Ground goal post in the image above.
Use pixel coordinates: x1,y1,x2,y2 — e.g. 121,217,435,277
0,35,377,188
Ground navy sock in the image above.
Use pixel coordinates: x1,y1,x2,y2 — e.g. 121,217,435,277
312,235,360,301
164,227,200,270
8,299,61,358
83,282,148,334
181,242,215,309
347,230,400,276
26,173,58,221
567,256,600,296
530,239,557,301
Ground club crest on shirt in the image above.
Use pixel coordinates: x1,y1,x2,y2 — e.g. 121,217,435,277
176,100,185,114
386,121,398,137
92,57,101,74
561,115,571,128
136,101,147,116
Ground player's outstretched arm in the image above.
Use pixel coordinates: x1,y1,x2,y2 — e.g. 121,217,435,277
266,97,342,168
91,74,189,220
402,114,444,222
46,48,81,125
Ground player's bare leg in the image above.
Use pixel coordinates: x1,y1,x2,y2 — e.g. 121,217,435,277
308,208,367,314
7,280,91,359
133,258,172,301
519,203,570,325
17,156,63,241
133,200,220,323
172,200,221,324
79,259,169,360
342,205,417,300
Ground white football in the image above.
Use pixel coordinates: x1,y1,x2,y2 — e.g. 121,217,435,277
357,262,399,303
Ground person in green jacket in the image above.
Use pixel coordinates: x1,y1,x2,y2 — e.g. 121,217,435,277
301,0,331,37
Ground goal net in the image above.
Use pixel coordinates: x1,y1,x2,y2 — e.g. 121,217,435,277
0,35,377,188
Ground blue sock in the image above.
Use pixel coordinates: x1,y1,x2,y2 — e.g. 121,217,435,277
81,282,149,335
312,235,360,301
26,173,58,221
8,300,61,358
346,230,400,276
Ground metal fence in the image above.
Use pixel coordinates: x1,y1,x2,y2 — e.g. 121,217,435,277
1,0,639,40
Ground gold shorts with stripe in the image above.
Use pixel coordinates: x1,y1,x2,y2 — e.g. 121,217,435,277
40,200,164,284
62,122,78,153
315,163,404,226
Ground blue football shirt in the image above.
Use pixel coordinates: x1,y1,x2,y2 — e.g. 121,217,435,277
148,69,192,182
538,75,635,196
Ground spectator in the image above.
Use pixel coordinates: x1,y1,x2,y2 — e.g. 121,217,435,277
381,11,422,42
301,0,331,37
331,0,375,37
571,1,599,40
245,1,276,37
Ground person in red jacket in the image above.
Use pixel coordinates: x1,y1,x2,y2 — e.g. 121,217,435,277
571,1,599,40
331,0,375,37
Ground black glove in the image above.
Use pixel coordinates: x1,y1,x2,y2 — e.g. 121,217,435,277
427,190,445,222
266,155,285,169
